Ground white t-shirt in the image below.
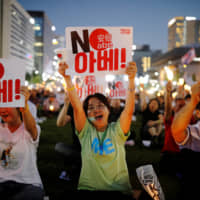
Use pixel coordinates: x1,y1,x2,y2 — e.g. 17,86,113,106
28,100,37,120
0,122,43,187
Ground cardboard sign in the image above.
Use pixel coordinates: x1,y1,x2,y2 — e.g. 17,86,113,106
65,27,133,76
0,59,25,107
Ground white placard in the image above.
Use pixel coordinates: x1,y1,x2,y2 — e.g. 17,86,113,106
65,27,133,76
0,58,25,107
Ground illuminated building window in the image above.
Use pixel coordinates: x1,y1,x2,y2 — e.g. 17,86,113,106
34,42,43,47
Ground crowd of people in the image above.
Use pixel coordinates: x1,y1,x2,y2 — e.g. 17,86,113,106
1,59,200,199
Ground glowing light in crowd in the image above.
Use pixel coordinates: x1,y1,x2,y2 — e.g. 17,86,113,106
154,72,159,76
178,78,184,86
139,76,144,84
172,81,177,86
49,105,54,111
164,67,173,81
184,84,191,92
172,91,178,99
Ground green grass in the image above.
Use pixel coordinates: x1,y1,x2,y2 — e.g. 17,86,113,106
37,116,181,200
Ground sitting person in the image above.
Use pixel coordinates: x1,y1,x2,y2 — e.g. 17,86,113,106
0,86,44,200
58,61,137,199
42,93,60,117
140,97,164,147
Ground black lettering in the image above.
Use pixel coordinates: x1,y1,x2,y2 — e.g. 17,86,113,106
71,30,90,54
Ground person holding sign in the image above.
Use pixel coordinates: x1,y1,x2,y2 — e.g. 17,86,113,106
58,61,137,199
0,86,44,200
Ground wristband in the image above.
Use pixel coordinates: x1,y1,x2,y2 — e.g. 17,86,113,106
21,104,29,113
67,86,75,92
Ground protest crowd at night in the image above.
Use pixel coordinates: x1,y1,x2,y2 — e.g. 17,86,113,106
1,1,200,199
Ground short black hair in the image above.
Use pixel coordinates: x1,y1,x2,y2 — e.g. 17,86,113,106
83,93,110,116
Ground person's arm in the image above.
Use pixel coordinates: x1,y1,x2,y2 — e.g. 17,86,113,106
164,81,173,121
56,94,71,127
58,62,86,132
147,114,164,127
171,82,200,143
20,86,38,141
139,84,147,112
120,62,137,134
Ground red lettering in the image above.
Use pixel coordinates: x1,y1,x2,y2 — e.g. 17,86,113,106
0,80,7,103
8,80,13,102
120,48,126,68
0,79,21,103
15,79,20,100
76,88,82,99
0,63,5,79
89,51,96,73
75,52,87,73
97,49,114,71
87,85,95,95
114,49,119,70
74,48,125,74
97,51,107,71
109,88,126,98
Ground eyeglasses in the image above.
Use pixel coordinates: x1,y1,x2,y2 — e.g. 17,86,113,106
87,104,106,112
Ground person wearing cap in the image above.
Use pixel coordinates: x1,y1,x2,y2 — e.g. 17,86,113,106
171,81,200,200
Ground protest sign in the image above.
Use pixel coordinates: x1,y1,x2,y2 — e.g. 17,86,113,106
65,27,133,100
72,74,128,100
0,58,25,107
65,27,133,76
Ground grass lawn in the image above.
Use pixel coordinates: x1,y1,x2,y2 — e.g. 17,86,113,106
37,116,181,200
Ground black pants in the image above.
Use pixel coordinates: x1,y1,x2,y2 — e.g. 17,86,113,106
0,181,45,200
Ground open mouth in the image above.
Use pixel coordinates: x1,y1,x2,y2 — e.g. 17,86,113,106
95,115,103,121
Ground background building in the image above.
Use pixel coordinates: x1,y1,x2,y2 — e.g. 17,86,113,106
168,16,200,51
28,11,60,78
0,0,35,73
133,44,162,76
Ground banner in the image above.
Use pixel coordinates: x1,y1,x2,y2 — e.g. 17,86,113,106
65,27,133,76
0,59,25,107
181,48,196,65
